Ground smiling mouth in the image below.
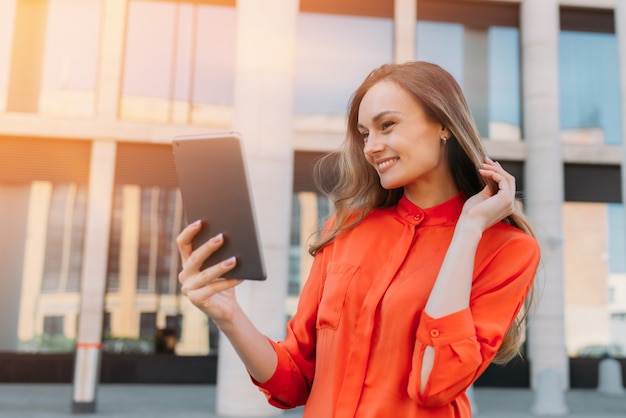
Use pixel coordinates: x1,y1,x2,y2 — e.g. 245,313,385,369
377,158,399,171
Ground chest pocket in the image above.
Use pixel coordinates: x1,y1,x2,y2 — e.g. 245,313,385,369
316,262,359,330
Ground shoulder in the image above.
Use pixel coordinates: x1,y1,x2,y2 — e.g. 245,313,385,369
479,222,541,265
472,223,540,294
486,221,538,248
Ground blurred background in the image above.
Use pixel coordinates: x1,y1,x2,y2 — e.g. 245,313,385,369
0,0,624,394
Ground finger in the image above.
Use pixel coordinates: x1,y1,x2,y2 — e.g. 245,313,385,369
184,232,226,273
181,255,237,290
188,277,243,298
176,220,203,262
479,168,515,198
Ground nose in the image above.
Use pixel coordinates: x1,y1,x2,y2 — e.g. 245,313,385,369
363,133,385,156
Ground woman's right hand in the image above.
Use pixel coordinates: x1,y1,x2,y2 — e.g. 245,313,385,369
176,220,243,323
177,221,279,383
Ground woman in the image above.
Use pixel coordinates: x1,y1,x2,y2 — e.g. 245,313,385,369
176,61,540,417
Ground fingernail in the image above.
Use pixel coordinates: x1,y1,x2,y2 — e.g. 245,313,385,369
192,220,202,227
224,256,236,267
210,233,223,243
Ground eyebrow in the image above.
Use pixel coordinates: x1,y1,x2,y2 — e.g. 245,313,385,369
357,110,401,130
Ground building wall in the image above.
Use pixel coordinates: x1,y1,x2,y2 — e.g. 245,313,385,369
0,0,625,385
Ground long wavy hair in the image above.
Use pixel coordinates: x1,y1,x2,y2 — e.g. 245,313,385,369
311,61,536,364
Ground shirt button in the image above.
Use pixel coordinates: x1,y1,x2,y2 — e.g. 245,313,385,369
430,329,440,338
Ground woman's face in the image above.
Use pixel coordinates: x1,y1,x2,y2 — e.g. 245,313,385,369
357,80,457,206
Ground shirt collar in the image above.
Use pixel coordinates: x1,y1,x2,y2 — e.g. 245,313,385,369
396,193,464,226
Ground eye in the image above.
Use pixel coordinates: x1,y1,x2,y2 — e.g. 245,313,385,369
381,120,395,131
359,130,369,143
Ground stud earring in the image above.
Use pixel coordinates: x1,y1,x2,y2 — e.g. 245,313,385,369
441,136,447,145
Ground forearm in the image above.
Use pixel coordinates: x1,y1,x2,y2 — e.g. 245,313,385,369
420,221,482,393
214,305,278,383
424,221,482,318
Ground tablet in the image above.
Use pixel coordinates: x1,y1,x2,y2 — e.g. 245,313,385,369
172,132,266,281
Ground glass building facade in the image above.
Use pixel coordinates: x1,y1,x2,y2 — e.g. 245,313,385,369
0,0,624,385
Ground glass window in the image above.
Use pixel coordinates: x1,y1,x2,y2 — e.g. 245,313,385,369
0,0,16,111
416,22,464,83
564,202,625,358
104,184,207,355
42,0,101,91
139,312,156,339
16,181,83,353
40,0,102,117
41,183,87,293
288,194,301,296
559,31,622,145
192,5,237,105
488,27,521,137
106,187,123,292
43,316,64,337
123,1,178,100
294,12,393,114
136,186,180,294
416,22,521,140
122,1,236,122
286,191,331,314
607,203,626,356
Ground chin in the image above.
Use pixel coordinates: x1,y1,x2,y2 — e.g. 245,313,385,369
379,179,403,190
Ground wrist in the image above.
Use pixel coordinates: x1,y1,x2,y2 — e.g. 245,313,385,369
212,304,243,334
453,218,484,242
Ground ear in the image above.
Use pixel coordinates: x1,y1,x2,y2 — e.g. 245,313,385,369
440,126,451,139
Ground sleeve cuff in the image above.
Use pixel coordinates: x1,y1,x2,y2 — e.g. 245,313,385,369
250,339,300,406
416,308,476,347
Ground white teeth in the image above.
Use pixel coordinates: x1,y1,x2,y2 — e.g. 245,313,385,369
378,159,397,170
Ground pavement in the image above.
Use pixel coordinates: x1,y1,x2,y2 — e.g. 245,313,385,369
0,384,625,417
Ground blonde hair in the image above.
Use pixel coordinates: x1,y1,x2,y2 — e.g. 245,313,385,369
311,61,535,364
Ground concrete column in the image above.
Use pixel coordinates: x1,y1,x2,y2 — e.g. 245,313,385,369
17,182,52,344
72,140,116,413
115,185,140,338
216,0,298,416
617,0,626,290
95,0,127,120
521,0,569,389
394,0,416,63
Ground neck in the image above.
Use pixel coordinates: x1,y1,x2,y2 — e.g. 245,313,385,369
403,178,459,209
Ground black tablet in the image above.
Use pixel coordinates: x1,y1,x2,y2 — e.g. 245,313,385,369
172,132,266,281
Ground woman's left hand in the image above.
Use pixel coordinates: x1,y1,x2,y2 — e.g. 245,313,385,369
459,157,516,233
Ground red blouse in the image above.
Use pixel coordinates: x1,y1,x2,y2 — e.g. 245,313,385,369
253,194,540,417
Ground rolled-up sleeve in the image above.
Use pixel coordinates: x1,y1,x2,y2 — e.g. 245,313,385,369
251,248,328,408
408,233,540,406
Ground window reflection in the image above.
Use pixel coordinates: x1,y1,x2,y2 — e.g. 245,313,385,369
40,0,102,117
559,31,622,145
564,202,626,358
18,182,86,353
286,191,331,318
41,183,86,293
294,12,393,114
121,1,236,125
417,22,521,140
103,185,209,355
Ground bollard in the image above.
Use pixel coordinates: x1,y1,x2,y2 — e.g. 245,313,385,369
530,369,569,416
597,357,626,396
